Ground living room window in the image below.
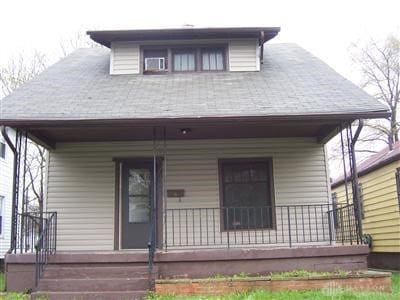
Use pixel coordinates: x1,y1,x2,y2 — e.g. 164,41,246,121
219,158,275,230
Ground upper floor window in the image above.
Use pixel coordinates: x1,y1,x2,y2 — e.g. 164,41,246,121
173,49,196,72
142,46,226,74
143,49,168,73
202,48,225,71
0,142,5,159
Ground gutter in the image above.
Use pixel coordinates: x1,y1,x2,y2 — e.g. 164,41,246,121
1,126,18,253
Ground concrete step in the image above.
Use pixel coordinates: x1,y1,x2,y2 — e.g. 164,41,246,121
43,266,154,279
32,291,148,300
37,278,150,292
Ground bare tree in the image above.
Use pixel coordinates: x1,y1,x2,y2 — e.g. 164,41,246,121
351,34,400,149
328,34,400,180
1,31,99,213
59,31,99,58
0,51,47,97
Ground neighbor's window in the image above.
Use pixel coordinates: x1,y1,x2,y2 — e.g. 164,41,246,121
173,50,196,71
0,142,5,159
202,48,225,71
219,159,274,230
0,196,3,235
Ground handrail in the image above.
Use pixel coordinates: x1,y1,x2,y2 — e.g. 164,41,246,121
34,212,57,287
327,203,361,245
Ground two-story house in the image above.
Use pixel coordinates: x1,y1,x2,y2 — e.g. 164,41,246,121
0,128,15,267
0,27,389,298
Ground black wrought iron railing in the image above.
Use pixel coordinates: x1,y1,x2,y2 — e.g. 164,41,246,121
327,203,361,245
14,212,56,254
34,212,57,286
147,219,156,274
164,204,334,249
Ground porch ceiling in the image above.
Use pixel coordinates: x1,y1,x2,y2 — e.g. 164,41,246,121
10,117,354,149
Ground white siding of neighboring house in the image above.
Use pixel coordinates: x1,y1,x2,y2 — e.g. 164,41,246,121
0,129,15,258
110,39,260,75
46,137,331,251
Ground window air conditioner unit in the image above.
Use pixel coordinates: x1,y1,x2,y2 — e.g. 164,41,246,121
145,57,165,71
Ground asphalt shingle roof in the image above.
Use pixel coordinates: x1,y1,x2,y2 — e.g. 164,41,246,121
0,43,388,121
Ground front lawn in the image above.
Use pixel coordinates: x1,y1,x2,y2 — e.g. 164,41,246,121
147,272,400,300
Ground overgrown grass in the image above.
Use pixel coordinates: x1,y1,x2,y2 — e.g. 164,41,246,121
0,272,4,291
270,269,350,279
147,272,400,300
0,273,29,299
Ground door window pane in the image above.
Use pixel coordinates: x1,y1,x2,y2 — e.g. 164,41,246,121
128,168,150,223
129,196,150,223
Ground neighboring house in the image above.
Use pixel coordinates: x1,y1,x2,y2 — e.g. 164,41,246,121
0,27,389,297
0,129,15,264
332,142,400,270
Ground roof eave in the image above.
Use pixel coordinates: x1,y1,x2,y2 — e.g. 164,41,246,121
0,110,390,128
331,152,400,188
87,27,281,48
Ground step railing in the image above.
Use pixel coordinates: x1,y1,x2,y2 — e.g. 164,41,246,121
34,212,57,286
327,203,361,245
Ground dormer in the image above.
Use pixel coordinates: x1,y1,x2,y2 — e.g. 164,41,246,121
87,27,280,75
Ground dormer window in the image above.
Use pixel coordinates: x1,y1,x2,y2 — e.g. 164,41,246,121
201,48,225,71
145,57,165,71
143,49,168,74
173,49,196,72
142,46,227,74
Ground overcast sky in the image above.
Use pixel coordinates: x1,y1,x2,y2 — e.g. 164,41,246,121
1,0,399,177
1,0,399,82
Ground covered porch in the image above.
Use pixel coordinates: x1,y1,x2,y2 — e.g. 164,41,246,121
2,116,368,291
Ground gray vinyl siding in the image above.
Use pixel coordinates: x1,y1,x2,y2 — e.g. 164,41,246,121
46,138,330,251
229,39,259,71
110,42,140,75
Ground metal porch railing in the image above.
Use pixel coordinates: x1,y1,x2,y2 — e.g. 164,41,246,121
13,211,57,286
164,204,337,249
327,203,361,245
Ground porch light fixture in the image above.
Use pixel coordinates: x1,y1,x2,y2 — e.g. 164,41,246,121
180,128,191,135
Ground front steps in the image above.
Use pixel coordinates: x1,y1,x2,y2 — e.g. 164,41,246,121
32,265,157,300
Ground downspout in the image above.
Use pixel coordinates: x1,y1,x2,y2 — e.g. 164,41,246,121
259,31,265,65
349,120,364,242
0,126,17,253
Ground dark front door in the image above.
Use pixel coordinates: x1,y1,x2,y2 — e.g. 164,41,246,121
121,161,153,249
